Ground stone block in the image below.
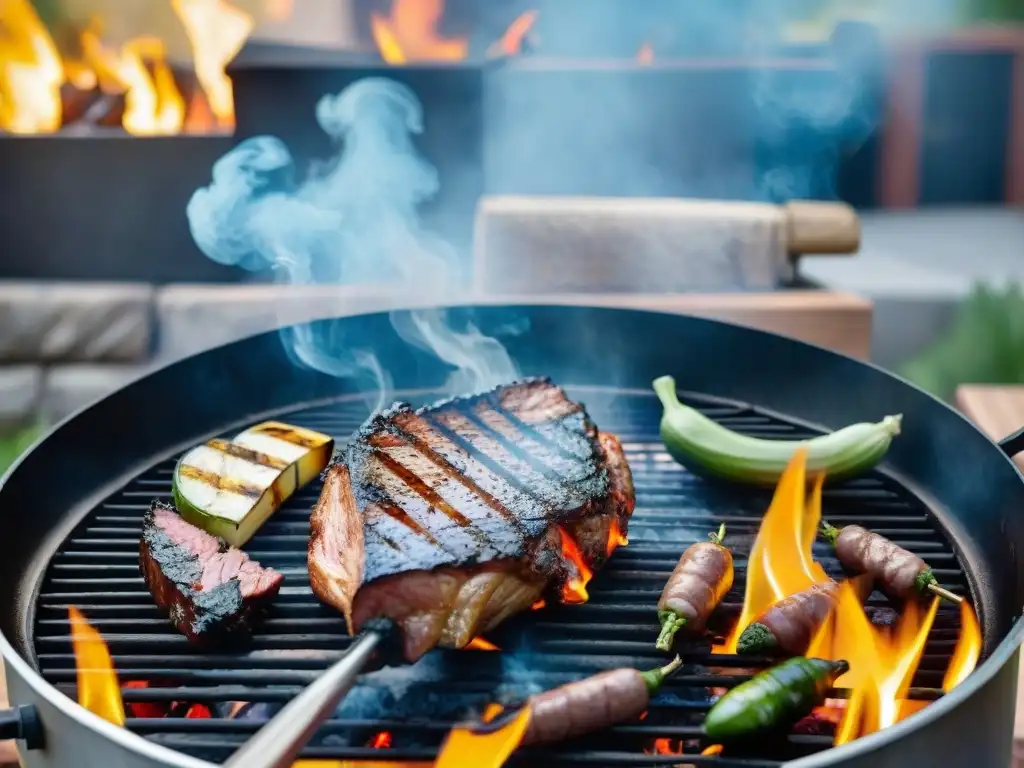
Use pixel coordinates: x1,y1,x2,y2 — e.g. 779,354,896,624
41,364,153,425
0,366,42,429
473,196,791,294
0,282,154,363
155,284,422,364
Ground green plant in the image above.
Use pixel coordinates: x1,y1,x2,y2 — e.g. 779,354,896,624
960,0,1024,22
0,424,42,476
900,282,1024,401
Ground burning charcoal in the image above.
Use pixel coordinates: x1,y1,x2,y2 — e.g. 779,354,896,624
212,701,281,720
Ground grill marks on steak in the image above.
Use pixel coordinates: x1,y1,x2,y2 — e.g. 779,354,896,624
140,501,283,644
308,379,636,661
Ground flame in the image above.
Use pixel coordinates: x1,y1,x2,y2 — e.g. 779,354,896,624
434,703,533,768
184,703,212,718
717,450,828,653
606,517,629,558
531,599,546,610
1,0,250,135
369,731,393,749
123,680,167,718
807,582,940,745
556,525,592,604
942,600,981,692
489,10,538,57
481,703,504,723
69,606,125,727
172,0,253,131
0,0,64,133
467,636,500,651
370,0,468,64
637,43,654,65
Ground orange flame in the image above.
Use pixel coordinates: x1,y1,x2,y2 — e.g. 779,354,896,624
172,0,254,131
645,738,683,755
481,703,504,723
531,599,546,610
942,600,981,692
717,450,828,653
0,0,251,135
434,703,532,768
702,744,725,756
808,582,940,745
606,517,629,558
370,0,468,64
0,0,64,133
466,636,500,651
68,606,125,727
637,42,654,65
489,10,538,57
556,525,592,604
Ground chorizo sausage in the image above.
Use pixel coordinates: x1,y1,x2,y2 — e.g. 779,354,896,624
521,656,681,747
821,521,961,604
736,580,839,655
656,524,734,650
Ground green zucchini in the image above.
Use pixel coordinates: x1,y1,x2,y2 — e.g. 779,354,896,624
703,657,848,742
172,421,334,547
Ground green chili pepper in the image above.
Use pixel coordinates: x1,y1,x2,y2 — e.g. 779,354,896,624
703,657,849,742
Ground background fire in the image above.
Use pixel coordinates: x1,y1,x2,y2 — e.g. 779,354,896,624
0,0,252,134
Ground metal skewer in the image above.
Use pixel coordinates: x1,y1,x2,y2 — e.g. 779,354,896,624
927,582,964,604
223,630,382,768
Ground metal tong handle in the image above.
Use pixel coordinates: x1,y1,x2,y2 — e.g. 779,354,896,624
222,631,381,768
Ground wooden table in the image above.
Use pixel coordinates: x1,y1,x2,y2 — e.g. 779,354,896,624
955,385,1024,767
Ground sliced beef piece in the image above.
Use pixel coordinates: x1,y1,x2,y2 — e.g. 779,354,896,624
140,501,283,645
308,378,635,661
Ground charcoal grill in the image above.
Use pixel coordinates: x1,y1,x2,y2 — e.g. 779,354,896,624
2,305,1023,768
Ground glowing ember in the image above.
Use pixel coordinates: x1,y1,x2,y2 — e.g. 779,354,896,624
68,605,125,726
605,517,629,558
0,0,64,133
369,0,468,64
531,599,546,610
644,737,683,755
556,525,593,604
637,42,654,65
466,636,500,651
489,10,538,57
123,681,166,719
434,703,533,768
943,600,981,692
368,731,392,749
702,744,724,756
0,0,251,135
172,0,254,131
184,703,212,719
717,450,828,653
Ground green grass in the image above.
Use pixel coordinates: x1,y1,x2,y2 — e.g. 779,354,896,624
0,424,43,476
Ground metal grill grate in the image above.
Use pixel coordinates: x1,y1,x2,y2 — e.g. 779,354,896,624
31,386,968,766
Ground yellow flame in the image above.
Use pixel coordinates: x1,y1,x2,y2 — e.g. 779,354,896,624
942,600,981,692
370,0,468,64
171,0,253,130
68,605,125,727
0,0,64,133
434,704,532,768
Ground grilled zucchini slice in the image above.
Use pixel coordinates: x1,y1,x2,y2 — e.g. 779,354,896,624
172,422,334,547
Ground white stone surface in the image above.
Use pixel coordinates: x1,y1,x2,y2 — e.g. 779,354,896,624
0,282,153,363
0,366,42,427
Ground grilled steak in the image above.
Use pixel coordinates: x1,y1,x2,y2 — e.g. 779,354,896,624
140,501,283,645
309,378,635,661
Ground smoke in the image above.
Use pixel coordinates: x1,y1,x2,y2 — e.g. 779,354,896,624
186,78,520,414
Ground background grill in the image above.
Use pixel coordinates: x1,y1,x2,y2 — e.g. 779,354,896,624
29,386,969,766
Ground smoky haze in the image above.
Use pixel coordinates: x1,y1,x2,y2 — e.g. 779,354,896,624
186,3,958,412
186,77,519,413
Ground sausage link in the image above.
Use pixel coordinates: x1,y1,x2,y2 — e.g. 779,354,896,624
740,581,838,655
658,541,734,632
522,668,649,747
834,524,926,599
